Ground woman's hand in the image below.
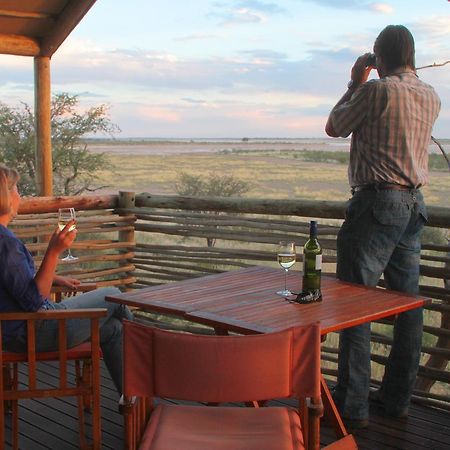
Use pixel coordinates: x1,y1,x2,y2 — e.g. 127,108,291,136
47,220,77,257
53,275,82,297
34,220,78,298
53,275,81,289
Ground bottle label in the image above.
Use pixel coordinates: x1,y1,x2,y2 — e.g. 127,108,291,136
315,254,322,270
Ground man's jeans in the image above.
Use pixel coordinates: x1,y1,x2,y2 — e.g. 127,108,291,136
334,188,426,420
6,287,133,396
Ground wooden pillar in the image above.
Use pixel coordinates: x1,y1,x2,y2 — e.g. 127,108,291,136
118,191,136,291
118,191,136,243
34,56,53,196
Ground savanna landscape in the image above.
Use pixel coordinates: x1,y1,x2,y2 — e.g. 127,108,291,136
91,138,450,206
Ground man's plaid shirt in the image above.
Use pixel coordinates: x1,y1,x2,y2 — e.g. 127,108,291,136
329,68,441,188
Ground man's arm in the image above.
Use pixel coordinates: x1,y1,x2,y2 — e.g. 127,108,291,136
325,53,375,137
325,85,361,137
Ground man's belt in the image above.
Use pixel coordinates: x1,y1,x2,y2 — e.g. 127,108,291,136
351,183,416,194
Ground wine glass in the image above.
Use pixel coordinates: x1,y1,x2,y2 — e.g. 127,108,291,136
58,207,78,261
276,241,296,296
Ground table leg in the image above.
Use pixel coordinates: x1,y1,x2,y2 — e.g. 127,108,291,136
321,376,348,438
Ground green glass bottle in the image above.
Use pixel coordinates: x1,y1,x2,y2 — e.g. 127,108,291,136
302,220,322,293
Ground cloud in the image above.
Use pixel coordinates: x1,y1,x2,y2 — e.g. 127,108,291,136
370,3,394,14
220,8,265,25
238,49,287,62
136,105,181,122
303,0,393,13
3,27,448,139
410,16,450,41
302,0,369,8
209,0,285,26
174,32,221,42
0,55,33,87
235,1,285,14
49,40,365,103
182,97,208,105
405,16,450,61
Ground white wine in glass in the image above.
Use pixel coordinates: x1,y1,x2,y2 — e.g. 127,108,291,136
58,207,78,261
276,241,296,296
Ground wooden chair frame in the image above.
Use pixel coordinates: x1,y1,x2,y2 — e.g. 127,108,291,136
120,321,325,450
0,308,107,450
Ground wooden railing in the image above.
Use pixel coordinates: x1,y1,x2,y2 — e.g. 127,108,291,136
14,192,450,410
15,194,136,290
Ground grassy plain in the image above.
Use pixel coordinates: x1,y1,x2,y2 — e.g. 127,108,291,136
95,149,450,206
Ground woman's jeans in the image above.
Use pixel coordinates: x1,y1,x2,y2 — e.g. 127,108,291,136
6,287,133,396
334,188,426,420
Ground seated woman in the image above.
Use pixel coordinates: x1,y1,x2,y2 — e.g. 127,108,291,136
0,165,133,396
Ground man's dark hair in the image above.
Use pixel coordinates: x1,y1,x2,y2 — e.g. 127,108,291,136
374,25,415,71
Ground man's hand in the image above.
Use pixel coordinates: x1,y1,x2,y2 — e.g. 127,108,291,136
325,52,376,137
350,53,375,87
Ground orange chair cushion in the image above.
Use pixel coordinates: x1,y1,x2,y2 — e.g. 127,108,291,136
3,341,96,362
139,404,305,450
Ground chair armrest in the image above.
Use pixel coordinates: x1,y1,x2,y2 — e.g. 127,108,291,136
51,283,97,302
51,283,97,294
0,309,107,321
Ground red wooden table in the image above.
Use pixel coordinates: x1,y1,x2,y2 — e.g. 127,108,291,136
107,266,429,437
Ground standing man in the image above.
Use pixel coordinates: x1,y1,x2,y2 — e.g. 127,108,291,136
325,25,441,429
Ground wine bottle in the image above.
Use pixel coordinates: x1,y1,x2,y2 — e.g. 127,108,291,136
302,220,322,296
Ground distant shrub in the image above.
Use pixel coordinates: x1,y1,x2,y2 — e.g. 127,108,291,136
175,172,251,197
422,227,449,246
429,154,449,171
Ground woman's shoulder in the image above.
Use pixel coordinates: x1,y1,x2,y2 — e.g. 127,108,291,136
0,225,20,244
0,226,27,260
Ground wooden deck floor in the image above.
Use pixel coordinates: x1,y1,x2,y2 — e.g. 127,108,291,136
4,361,450,450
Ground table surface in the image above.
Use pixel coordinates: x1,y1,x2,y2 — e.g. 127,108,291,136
107,266,429,335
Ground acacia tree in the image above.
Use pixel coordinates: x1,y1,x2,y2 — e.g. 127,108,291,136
175,172,250,198
0,93,118,196
175,172,251,247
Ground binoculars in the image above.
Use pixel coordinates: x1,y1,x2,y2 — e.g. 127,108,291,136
367,53,376,67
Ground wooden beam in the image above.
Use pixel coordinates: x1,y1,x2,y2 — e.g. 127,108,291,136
18,195,118,214
0,9,53,20
39,0,97,56
136,194,347,220
34,56,53,196
0,33,39,56
135,194,450,228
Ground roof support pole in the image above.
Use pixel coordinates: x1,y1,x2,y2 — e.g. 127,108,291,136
34,56,53,196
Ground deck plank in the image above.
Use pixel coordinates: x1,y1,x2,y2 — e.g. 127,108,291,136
4,361,450,449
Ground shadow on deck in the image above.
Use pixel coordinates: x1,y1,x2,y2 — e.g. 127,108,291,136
4,361,450,449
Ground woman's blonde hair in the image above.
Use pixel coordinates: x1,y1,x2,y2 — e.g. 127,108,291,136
0,165,20,215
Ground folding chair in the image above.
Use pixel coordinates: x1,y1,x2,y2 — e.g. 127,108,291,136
121,320,326,450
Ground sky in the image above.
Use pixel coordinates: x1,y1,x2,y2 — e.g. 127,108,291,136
0,0,449,138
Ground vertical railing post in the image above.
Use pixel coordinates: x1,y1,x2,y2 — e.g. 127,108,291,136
118,191,136,290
